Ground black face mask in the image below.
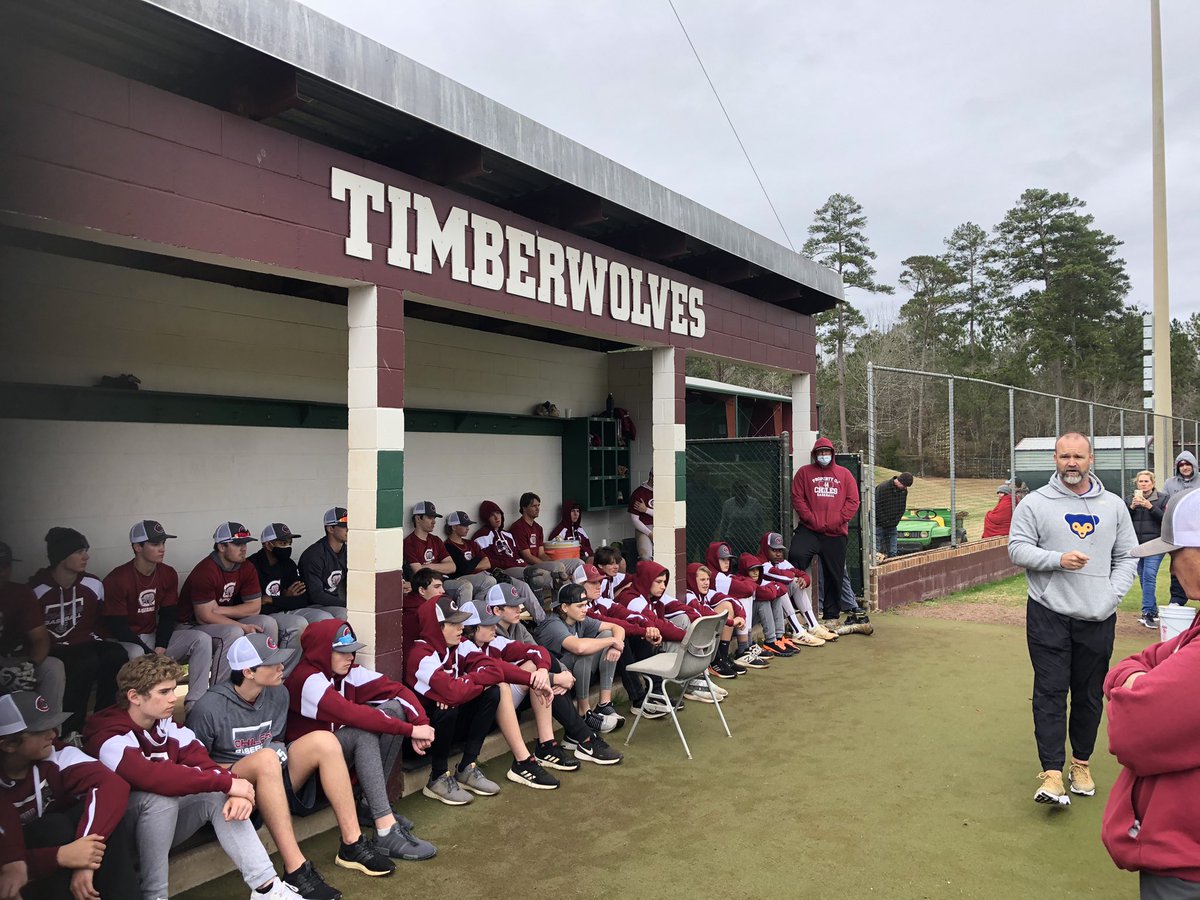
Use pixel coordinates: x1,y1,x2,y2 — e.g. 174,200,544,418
273,547,293,561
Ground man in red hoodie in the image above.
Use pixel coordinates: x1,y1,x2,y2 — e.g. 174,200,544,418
789,437,863,623
1102,487,1200,898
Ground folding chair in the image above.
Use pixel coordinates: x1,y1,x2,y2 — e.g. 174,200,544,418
623,613,732,758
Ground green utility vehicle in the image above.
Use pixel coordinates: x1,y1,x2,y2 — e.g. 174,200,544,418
895,508,968,554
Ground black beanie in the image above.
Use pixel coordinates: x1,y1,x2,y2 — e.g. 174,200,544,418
45,527,88,567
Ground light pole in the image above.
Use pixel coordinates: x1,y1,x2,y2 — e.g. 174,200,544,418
1151,0,1174,485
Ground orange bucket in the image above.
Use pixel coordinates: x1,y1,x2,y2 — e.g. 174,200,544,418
544,540,581,560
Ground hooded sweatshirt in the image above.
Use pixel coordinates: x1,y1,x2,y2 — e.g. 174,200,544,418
982,491,1017,539
473,501,524,569
739,553,786,601
1101,618,1200,881
1162,451,1198,502
620,561,687,642
284,618,426,742
684,563,733,624
187,680,289,766
547,501,593,557
704,542,756,600
758,535,810,588
28,568,104,648
405,599,508,706
587,591,650,637
1008,472,1137,621
790,437,860,537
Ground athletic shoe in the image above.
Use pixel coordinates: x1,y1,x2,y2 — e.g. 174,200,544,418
256,880,303,899
735,645,770,669
335,836,396,877
594,701,626,731
422,771,474,806
683,678,716,703
375,821,437,861
573,734,624,765
582,708,606,733
789,631,825,648
1068,762,1096,796
848,611,871,624
536,739,582,772
1034,770,1071,807
356,796,412,829
632,698,671,719
708,656,738,679
284,860,343,898
456,762,501,796
811,624,839,641
708,681,728,700
1139,614,1159,630
507,757,560,790
728,657,749,674
765,640,798,657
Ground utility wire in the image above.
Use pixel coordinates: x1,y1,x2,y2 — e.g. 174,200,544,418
667,0,796,252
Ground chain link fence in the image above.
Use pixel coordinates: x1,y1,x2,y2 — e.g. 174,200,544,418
685,436,790,566
864,363,1200,577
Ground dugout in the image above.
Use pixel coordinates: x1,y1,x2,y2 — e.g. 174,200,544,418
0,0,843,679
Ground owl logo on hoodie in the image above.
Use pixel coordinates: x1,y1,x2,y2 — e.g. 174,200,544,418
1065,514,1100,539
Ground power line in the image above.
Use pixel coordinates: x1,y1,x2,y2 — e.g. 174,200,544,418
667,0,796,252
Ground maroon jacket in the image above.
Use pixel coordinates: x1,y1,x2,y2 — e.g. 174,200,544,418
790,437,860,537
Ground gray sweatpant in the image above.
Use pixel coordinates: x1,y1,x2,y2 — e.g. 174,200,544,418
755,597,786,641
335,698,407,820
125,789,276,900
559,629,617,701
117,629,213,708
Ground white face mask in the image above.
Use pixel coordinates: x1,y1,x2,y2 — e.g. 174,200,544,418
816,454,833,467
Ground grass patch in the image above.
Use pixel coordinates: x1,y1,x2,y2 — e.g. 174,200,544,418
927,564,1181,616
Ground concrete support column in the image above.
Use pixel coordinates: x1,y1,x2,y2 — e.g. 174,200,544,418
346,285,406,677
791,373,819,477
650,347,687,578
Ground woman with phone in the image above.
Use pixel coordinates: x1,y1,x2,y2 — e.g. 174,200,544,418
1129,470,1167,629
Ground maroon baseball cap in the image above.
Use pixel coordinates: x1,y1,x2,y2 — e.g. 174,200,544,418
581,563,603,582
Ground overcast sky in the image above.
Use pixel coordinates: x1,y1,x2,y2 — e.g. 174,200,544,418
299,0,1200,326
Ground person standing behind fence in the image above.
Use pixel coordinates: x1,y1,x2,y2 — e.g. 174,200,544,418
982,481,1026,539
873,473,912,558
1161,451,1197,606
1128,470,1167,630
1008,432,1136,807
788,437,860,622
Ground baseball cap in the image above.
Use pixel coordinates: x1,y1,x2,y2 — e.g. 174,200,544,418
581,563,603,583
227,633,295,671
1133,486,1200,557
997,482,1014,496
323,507,349,527
716,543,734,560
0,542,18,567
412,501,442,519
471,605,501,626
765,532,786,550
130,520,177,543
261,523,300,543
485,583,525,608
213,522,256,544
0,692,71,736
553,583,588,608
331,622,366,653
434,595,472,624
446,511,475,527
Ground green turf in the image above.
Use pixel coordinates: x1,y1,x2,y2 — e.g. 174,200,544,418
180,615,1147,900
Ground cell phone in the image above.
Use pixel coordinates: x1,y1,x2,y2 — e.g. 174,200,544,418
1133,489,1144,501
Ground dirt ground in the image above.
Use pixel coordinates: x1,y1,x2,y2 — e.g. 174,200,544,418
893,600,1159,643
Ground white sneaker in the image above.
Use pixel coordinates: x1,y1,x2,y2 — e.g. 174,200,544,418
634,698,672,719
708,682,728,700
682,679,716,703
253,879,301,900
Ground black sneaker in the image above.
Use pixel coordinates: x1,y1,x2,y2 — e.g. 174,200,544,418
283,860,342,899
583,708,606,733
574,734,623,765
593,701,626,731
1139,614,1159,630
506,757,560,790
335,836,396,877
536,739,582,771
848,611,871,624
728,657,748,675
708,656,738,679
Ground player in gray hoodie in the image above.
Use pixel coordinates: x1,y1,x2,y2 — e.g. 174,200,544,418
1008,433,1136,807
1161,451,1197,605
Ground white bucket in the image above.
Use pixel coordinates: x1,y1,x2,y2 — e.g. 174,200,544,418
1158,605,1198,642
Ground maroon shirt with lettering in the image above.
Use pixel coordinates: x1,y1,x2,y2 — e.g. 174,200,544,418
509,518,544,559
102,560,178,637
28,570,104,648
177,553,261,624
403,532,449,570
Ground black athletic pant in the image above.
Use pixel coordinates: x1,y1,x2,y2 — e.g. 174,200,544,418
22,803,139,900
422,685,500,777
546,656,595,743
1169,572,1188,606
50,640,128,734
788,526,848,620
1026,598,1116,771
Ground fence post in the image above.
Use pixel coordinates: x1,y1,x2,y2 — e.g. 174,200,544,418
1119,409,1126,496
1088,403,1095,451
948,377,957,548
779,430,791,543
866,362,876,569
1055,397,1062,435
1009,389,1017,514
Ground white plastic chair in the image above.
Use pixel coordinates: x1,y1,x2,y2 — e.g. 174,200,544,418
623,613,732,758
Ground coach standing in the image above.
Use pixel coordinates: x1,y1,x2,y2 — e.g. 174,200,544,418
1008,432,1136,808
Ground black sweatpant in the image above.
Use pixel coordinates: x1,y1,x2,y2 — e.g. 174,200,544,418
22,803,139,900
1026,598,1116,771
788,526,848,620
50,640,127,734
1169,572,1189,606
422,686,500,778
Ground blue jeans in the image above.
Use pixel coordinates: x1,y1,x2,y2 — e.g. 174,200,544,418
875,525,898,557
1137,553,1164,616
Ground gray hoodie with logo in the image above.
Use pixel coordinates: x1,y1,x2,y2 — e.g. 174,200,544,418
1008,472,1137,621
186,680,289,767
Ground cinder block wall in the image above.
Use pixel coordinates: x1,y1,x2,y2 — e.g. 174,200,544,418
870,538,1020,610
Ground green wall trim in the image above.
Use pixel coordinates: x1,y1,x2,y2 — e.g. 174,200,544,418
405,408,567,436
675,450,687,502
376,489,406,530
0,382,348,429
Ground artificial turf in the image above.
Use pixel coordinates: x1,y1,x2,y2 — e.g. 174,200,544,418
181,614,1145,900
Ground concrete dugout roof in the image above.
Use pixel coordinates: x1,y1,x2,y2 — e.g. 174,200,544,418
9,0,844,316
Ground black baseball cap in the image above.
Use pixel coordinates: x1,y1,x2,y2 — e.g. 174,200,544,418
434,595,472,624
412,501,442,519
130,520,177,543
553,583,588,608
261,523,300,543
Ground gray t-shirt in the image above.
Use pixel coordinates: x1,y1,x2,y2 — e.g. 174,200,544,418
536,615,600,657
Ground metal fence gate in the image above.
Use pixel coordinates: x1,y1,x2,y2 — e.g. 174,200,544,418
685,436,790,567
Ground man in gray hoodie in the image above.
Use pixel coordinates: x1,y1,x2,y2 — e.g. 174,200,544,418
1161,451,1197,605
1008,432,1137,808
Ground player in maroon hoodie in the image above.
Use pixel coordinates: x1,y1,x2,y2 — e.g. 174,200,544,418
0,690,135,900
83,653,296,900
547,501,594,562
789,437,863,623
685,563,746,680
1101,488,1200,897
738,553,799,658
703,541,768,671
473,500,553,614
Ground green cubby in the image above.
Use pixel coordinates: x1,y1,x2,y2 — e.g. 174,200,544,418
563,416,632,511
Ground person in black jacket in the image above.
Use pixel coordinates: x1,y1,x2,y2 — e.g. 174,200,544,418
298,508,349,621
874,473,913,558
1128,470,1166,629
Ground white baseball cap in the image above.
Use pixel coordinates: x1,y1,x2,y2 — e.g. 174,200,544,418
1134,486,1200,557
227,633,295,671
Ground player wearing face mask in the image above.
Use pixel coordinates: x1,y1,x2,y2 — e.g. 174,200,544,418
788,437,863,623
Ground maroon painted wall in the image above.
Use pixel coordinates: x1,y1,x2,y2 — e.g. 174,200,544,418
872,539,1021,611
